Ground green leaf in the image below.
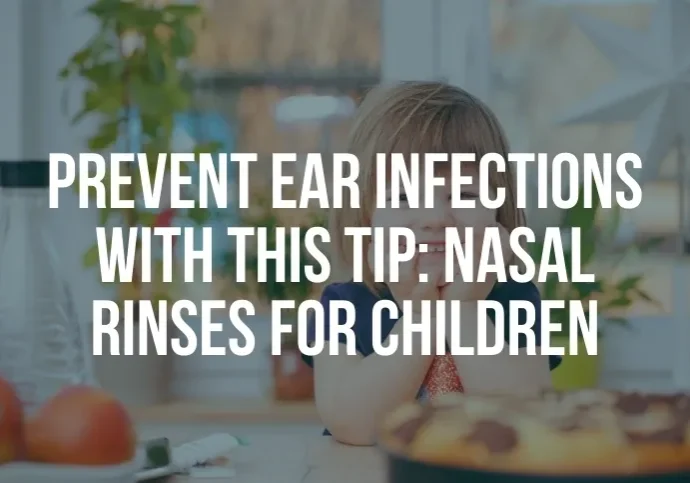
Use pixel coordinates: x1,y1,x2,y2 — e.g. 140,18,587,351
58,65,73,79
130,79,165,114
151,290,172,305
72,108,93,125
145,36,167,83
169,21,196,57
194,141,223,156
187,206,210,225
579,230,599,267
571,280,603,298
635,289,659,305
86,30,114,59
131,78,190,116
140,114,160,139
164,4,202,17
81,86,124,118
82,62,125,84
83,244,101,268
607,295,633,308
119,281,141,301
99,206,112,225
117,6,163,29
86,0,123,17
540,272,563,299
616,275,643,291
526,240,543,262
66,48,92,69
563,183,599,232
137,211,159,227
88,119,120,150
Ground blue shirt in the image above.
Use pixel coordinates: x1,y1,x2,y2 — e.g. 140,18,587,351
300,279,561,434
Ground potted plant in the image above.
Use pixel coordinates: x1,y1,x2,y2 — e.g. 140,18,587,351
529,185,661,390
224,194,326,401
58,0,218,405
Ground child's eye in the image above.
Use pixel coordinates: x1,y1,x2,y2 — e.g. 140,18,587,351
385,193,410,204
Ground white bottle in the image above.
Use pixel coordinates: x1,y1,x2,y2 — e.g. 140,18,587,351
0,161,95,414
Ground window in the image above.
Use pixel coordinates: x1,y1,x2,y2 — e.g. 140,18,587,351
483,0,682,315
188,0,380,220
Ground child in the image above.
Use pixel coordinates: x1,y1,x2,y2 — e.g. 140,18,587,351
301,81,560,446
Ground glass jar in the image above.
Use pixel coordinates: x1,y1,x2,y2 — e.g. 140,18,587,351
0,161,95,413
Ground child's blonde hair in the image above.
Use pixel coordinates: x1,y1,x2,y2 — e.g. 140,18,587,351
329,81,526,293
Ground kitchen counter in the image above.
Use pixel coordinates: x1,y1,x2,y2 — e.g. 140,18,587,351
137,423,386,483
132,398,319,424
134,398,388,482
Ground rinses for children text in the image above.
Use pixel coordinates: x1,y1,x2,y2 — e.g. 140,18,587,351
93,298,597,357
91,225,599,357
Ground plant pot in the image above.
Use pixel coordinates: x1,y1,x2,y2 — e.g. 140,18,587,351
550,334,601,390
272,345,314,401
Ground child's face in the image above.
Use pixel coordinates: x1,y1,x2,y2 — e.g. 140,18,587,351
370,163,496,278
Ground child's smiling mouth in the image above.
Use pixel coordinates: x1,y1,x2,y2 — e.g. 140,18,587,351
394,240,466,253
419,241,446,253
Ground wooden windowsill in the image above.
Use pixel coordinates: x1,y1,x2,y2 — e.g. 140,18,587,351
131,398,319,424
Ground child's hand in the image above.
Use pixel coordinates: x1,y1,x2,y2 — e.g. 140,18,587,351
367,241,441,314
441,223,511,302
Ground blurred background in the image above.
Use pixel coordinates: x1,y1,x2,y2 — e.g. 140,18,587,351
1,0,689,430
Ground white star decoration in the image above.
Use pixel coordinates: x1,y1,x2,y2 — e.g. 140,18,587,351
557,0,690,182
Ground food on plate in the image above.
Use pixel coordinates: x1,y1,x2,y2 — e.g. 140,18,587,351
380,389,690,476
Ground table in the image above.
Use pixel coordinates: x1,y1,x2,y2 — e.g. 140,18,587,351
137,423,387,483
133,399,319,425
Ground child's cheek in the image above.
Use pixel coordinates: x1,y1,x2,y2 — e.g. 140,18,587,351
417,253,445,282
452,205,495,228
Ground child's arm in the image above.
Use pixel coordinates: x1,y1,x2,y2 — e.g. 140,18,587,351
311,312,436,446
448,302,552,395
